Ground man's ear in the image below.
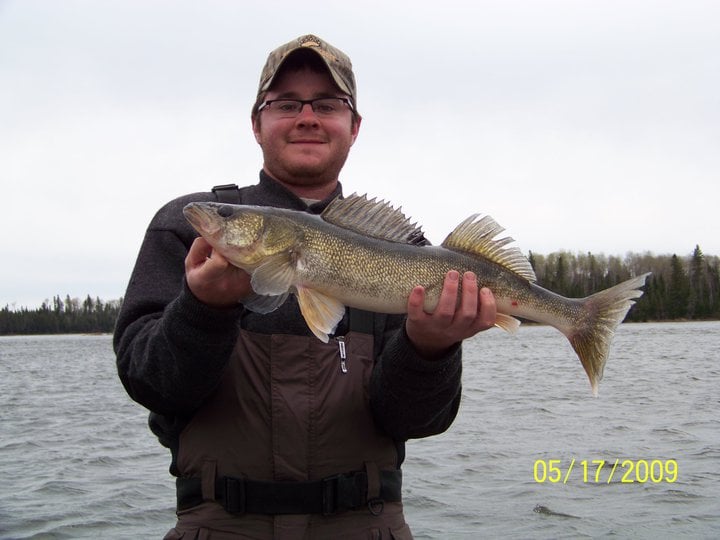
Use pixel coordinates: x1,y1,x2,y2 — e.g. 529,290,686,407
252,117,262,144
350,115,362,145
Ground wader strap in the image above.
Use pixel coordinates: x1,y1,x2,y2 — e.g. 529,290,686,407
201,460,217,502
364,461,381,500
212,183,242,203
176,470,402,516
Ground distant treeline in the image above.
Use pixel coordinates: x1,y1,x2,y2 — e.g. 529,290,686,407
0,246,718,335
0,295,123,335
528,245,719,321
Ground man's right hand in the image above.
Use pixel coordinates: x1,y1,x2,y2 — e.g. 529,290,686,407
185,237,253,308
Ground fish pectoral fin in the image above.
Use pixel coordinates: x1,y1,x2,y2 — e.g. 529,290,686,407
250,253,296,296
494,313,521,334
242,292,289,314
295,286,346,343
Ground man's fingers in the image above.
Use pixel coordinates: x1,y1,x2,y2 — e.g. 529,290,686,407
404,271,499,358
407,286,426,318
433,270,460,320
458,271,479,319
477,287,497,330
186,237,213,268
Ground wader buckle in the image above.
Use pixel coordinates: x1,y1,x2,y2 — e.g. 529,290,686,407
321,473,364,516
224,476,246,514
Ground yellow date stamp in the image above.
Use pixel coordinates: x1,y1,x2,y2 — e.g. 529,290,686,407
533,458,678,484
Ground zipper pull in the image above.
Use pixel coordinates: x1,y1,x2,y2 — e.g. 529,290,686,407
337,336,347,374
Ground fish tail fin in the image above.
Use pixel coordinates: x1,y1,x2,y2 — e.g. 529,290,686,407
569,272,651,396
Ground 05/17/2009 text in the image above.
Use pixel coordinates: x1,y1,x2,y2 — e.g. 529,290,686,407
533,458,678,484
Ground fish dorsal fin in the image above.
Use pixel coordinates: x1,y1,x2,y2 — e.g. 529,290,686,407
321,193,426,245
442,214,537,282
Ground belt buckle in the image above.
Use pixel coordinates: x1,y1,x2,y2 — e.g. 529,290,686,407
321,474,341,516
322,472,366,515
224,476,246,515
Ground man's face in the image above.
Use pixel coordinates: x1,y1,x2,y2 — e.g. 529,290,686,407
252,67,361,191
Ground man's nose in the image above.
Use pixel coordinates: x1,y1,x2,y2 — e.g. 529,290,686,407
295,103,320,124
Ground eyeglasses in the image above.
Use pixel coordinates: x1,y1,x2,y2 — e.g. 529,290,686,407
257,97,354,118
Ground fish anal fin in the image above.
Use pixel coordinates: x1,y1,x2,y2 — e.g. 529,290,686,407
441,215,536,282
296,286,346,343
494,313,521,334
321,193,427,245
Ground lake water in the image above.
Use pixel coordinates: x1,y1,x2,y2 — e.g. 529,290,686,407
1,322,718,539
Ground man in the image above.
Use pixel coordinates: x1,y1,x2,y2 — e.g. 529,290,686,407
115,34,496,539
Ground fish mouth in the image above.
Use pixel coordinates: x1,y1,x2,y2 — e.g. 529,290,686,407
183,203,222,236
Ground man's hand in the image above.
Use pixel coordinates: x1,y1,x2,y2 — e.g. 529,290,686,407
405,270,497,358
185,237,253,308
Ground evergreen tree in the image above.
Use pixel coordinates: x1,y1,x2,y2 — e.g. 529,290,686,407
709,259,720,317
688,245,708,318
667,254,690,319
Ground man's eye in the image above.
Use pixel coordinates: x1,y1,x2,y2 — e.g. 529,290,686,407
277,102,299,112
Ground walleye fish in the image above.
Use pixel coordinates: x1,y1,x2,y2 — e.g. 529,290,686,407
184,195,649,395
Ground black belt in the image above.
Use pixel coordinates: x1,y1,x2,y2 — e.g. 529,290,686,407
176,470,402,515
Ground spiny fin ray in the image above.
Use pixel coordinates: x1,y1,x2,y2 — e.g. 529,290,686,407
321,193,427,245
441,214,536,282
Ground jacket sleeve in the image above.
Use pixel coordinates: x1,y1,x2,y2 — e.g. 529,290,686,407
369,315,462,441
113,197,242,416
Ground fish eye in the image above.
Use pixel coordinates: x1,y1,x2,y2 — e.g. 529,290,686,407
218,205,234,218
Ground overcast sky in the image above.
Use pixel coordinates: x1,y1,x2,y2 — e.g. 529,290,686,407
1,0,718,308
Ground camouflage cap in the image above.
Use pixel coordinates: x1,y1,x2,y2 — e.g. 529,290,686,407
257,34,357,107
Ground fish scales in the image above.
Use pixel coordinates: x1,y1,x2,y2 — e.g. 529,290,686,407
300,226,502,312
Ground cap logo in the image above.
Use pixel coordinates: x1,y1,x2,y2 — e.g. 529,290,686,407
298,34,321,47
